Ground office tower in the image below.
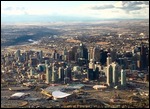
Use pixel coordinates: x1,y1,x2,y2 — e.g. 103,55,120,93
36,51,40,60
52,50,59,60
75,52,79,62
87,59,95,80
30,58,38,67
30,67,35,76
117,57,128,69
109,48,117,62
15,49,21,60
140,43,147,70
94,67,99,80
112,62,119,85
87,69,94,80
130,61,136,70
77,43,84,58
19,53,25,62
67,50,72,62
64,66,72,81
93,46,100,62
39,50,43,62
58,67,64,81
45,60,48,65
89,59,95,70
46,64,52,84
107,53,112,66
100,49,108,65
70,46,78,61
88,47,94,60
147,50,149,67
62,47,68,61
63,47,67,55
25,52,29,61
121,69,126,86
82,44,88,60
107,65,113,86
38,64,46,72
76,43,88,60
52,70,57,82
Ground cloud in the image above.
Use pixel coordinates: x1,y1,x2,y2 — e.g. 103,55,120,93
1,1,149,20
16,7,25,10
87,1,149,19
3,7,13,10
2,6,26,15
118,1,149,13
89,1,149,12
90,5,114,10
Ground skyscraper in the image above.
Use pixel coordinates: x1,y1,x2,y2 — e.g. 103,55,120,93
112,62,120,85
30,58,38,67
107,53,112,66
89,59,95,70
107,65,113,86
64,66,72,81
46,64,52,84
58,67,64,81
70,46,78,61
121,69,126,86
100,49,108,65
140,43,147,70
76,43,88,60
39,50,43,62
15,49,21,60
52,70,57,82
88,47,94,60
93,46,100,62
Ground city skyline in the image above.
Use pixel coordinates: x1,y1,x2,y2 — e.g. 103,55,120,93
1,1,149,23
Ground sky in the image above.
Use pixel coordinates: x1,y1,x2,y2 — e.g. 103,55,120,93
1,1,149,23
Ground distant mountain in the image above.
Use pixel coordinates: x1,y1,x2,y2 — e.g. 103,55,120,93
2,14,100,24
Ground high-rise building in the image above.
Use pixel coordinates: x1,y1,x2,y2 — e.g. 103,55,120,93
20,53,26,62
70,46,78,61
107,65,113,86
112,62,120,85
87,69,94,80
78,43,84,58
64,66,72,81
39,50,43,62
30,58,38,67
45,60,48,65
52,70,57,82
110,48,117,62
62,47,68,61
93,46,100,62
25,52,29,61
15,49,21,60
87,59,100,80
52,50,59,60
76,43,88,61
30,67,35,76
46,64,52,84
121,69,126,86
94,67,99,80
58,67,64,81
140,43,147,70
89,59,95,70
88,47,94,60
100,49,108,65
107,53,112,66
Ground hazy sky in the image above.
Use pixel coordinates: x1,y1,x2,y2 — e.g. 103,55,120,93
1,1,149,23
